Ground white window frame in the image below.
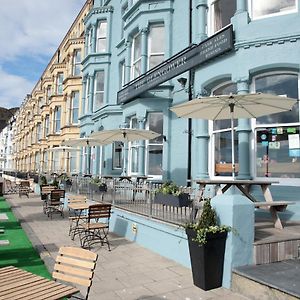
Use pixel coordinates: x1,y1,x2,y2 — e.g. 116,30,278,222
93,71,105,111
148,24,165,70
96,20,107,53
248,0,298,20
250,71,300,184
84,77,90,114
131,32,142,79
145,112,163,180
54,106,61,133
207,0,236,36
71,91,79,124
56,73,64,95
72,49,81,76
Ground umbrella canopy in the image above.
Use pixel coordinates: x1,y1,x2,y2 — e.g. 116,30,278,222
90,128,161,175
170,93,297,120
62,137,109,147
170,93,297,177
46,146,80,152
90,128,161,143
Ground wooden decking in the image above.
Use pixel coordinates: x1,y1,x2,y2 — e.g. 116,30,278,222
254,219,300,265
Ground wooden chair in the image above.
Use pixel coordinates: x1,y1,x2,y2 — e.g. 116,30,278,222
79,203,112,250
18,180,30,198
4,179,18,194
52,246,98,300
40,185,57,214
47,189,65,219
68,195,88,236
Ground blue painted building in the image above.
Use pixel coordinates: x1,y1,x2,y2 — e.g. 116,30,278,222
80,0,300,204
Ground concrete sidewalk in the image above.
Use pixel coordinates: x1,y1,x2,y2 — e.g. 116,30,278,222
4,193,249,300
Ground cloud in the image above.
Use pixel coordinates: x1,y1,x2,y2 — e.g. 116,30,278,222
0,0,86,108
0,0,86,60
0,67,35,108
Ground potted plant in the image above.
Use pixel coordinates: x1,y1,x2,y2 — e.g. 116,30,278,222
39,175,47,186
90,176,107,192
185,199,231,291
154,181,191,207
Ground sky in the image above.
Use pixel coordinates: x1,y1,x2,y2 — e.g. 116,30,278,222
0,0,86,109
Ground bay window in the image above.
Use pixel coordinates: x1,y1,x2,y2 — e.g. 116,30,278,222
54,106,61,133
148,24,165,69
147,113,163,177
129,118,139,174
72,49,81,76
93,71,105,111
113,141,123,170
70,91,79,124
56,73,64,95
96,21,107,53
131,32,142,79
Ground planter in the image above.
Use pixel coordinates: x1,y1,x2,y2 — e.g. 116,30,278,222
90,183,107,193
186,228,227,290
154,193,191,207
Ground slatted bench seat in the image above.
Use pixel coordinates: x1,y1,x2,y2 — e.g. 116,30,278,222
254,201,295,229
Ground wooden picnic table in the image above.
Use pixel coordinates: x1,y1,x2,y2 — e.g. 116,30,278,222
0,265,79,300
195,179,294,229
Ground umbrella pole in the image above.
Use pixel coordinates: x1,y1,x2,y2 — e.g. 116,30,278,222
229,103,235,178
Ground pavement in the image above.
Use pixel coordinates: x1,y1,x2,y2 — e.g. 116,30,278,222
3,193,250,300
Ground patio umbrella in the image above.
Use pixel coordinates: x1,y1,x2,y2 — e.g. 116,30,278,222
90,128,161,143
170,93,297,177
90,128,161,174
62,138,109,175
62,137,109,147
46,146,80,173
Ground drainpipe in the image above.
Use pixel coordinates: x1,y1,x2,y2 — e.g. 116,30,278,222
187,0,193,186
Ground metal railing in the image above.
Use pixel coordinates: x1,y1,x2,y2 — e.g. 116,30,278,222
66,176,199,226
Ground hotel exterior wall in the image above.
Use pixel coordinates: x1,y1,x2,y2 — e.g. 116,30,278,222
81,0,191,181
190,8,300,184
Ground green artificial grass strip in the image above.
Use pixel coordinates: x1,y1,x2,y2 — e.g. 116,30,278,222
0,197,51,279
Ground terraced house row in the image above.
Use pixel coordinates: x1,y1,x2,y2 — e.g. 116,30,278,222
6,0,300,199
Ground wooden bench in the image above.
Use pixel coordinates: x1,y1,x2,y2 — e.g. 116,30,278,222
254,201,295,229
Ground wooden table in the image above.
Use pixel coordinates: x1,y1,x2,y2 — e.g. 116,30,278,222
68,202,91,240
0,265,78,300
195,179,293,229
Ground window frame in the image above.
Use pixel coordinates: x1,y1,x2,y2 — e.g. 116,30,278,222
72,49,81,76
93,71,105,111
96,20,107,53
148,23,165,70
131,32,142,79
56,72,64,95
248,0,298,20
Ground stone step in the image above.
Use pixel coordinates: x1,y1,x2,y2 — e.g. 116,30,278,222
232,260,300,300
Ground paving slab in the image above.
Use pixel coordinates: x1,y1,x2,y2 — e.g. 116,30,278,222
3,193,250,300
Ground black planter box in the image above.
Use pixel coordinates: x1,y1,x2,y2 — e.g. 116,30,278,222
186,228,227,290
90,183,107,193
154,193,191,207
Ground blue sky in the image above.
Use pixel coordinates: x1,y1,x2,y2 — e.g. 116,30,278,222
0,0,86,109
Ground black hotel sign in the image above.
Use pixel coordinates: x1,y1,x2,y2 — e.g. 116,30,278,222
117,25,234,104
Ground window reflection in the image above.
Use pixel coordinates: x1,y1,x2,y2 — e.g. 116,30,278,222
256,126,300,178
251,0,297,19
